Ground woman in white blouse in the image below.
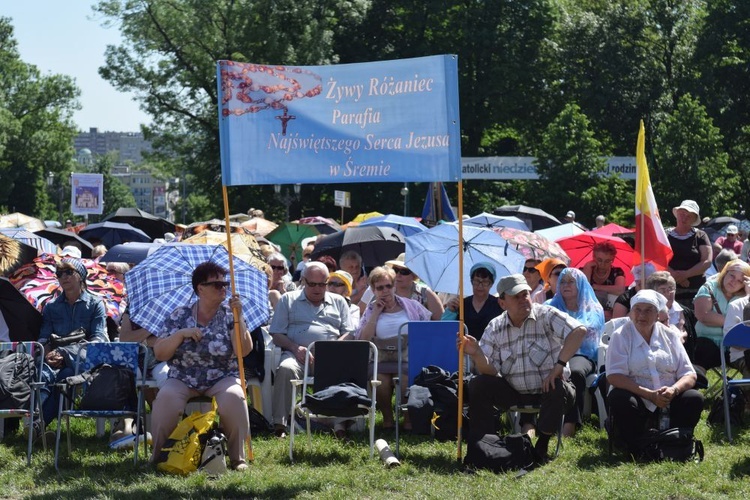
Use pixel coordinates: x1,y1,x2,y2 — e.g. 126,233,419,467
606,289,703,456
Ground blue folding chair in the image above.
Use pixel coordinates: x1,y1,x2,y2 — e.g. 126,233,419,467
0,341,46,464
394,321,468,456
54,342,148,470
720,322,750,443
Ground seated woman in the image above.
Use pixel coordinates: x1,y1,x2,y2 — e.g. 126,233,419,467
150,262,253,471
443,262,503,340
547,268,604,437
267,252,295,309
358,253,444,319
606,290,703,456
581,242,627,321
692,259,750,379
356,266,431,430
534,258,567,304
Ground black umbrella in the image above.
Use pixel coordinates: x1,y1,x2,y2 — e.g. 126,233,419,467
79,221,152,248
33,227,94,258
0,277,41,341
103,207,176,240
310,226,405,268
493,205,562,231
702,216,740,232
100,242,163,264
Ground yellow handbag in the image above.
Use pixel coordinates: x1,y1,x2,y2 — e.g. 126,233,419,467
157,398,218,475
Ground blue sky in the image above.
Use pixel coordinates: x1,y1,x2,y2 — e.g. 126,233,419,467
1,2,150,132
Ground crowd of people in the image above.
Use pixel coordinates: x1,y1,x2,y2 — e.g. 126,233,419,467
2,198,750,468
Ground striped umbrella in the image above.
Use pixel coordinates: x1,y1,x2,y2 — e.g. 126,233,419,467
0,228,57,255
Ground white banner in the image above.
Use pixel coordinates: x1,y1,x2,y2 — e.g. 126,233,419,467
71,173,104,215
461,156,636,180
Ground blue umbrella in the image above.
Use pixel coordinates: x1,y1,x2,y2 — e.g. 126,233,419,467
126,244,269,335
0,228,57,255
79,221,152,248
358,214,428,237
404,223,526,295
464,213,529,231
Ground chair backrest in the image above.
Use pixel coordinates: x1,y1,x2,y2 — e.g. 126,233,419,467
0,341,45,385
311,341,372,392
721,322,750,351
401,321,462,386
81,342,141,376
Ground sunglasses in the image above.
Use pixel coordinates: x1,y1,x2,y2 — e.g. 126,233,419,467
327,281,345,288
394,268,412,276
55,269,77,278
471,279,492,287
375,283,394,292
523,266,539,273
305,280,328,288
201,281,230,290
551,270,563,277
270,265,286,271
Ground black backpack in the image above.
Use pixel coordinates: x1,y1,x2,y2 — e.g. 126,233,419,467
635,427,704,463
0,351,35,410
464,433,541,473
243,327,266,383
65,363,137,411
707,386,745,427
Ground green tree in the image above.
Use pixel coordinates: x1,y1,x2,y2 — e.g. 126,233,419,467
0,17,80,218
533,103,612,226
652,94,734,219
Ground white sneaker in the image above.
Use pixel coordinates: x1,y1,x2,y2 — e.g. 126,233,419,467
109,431,152,450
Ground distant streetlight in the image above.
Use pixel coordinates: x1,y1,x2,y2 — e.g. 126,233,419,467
400,184,409,216
274,184,302,221
47,172,63,224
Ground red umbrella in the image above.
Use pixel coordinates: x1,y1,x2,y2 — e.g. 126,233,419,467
590,223,634,237
556,232,634,285
8,254,126,323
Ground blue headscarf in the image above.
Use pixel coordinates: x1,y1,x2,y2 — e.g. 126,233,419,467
546,267,604,362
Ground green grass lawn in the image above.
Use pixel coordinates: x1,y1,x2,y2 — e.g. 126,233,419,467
2,409,750,500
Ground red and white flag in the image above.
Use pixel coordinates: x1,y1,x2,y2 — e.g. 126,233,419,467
634,120,673,272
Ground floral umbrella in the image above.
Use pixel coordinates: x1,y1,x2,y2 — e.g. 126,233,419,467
297,216,342,235
8,254,126,323
492,227,570,264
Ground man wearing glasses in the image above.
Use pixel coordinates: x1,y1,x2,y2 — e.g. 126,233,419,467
268,261,353,436
35,258,108,438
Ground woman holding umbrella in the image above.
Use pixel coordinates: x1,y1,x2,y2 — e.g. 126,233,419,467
149,261,253,471
381,253,443,320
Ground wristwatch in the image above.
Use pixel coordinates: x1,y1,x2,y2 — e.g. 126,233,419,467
556,359,567,367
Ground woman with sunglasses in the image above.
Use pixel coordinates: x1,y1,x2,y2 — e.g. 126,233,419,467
547,267,604,437
150,261,253,471
383,253,444,320
357,266,432,430
443,262,503,340
267,252,295,310
535,258,567,303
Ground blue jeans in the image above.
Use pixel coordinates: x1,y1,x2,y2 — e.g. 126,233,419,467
41,363,75,425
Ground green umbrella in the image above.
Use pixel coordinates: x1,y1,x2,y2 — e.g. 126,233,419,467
265,222,319,267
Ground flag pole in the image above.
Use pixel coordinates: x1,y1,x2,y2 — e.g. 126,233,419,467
456,180,465,460
222,184,254,461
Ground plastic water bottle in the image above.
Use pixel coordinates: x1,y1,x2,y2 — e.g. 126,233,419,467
659,406,671,430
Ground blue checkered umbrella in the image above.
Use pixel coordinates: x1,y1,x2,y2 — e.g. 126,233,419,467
126,244,269,335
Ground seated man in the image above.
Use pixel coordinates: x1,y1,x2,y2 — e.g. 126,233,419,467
38,258,108,436
269,261,353,436
461,274,585,460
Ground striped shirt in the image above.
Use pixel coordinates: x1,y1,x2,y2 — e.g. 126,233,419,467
479,303,582,394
